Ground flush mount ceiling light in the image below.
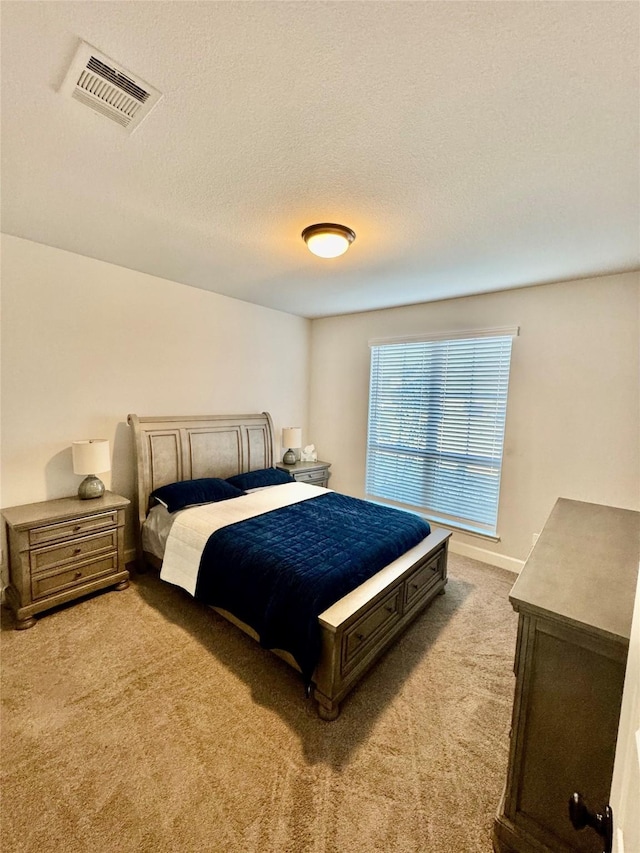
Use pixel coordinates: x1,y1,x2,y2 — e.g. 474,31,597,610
301,223,356,258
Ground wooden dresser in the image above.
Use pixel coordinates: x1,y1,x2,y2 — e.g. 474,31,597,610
3,492,130,629
493,498,640,853
276,460,331,488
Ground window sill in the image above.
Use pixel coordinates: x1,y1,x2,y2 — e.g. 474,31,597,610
365,496,501,543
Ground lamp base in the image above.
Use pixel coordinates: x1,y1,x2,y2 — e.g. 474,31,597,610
78,475,105,500
283,449,296,465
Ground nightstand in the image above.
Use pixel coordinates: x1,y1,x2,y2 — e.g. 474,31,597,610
2,492,130,630
276,460,331,488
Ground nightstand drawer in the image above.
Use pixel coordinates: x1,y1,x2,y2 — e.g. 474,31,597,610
276,462,331,488
403,550,444,611
31,530,118,573
29,511,119,547
295,471,326,485
341,588,402,674
31,554,118,600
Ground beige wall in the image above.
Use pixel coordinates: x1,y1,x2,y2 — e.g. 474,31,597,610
1,234,310,567
309,272,640,567
2,234,638,573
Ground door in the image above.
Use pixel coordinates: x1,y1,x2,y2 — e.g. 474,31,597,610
610,561,640,852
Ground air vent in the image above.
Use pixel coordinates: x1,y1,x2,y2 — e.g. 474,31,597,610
60,41,162,133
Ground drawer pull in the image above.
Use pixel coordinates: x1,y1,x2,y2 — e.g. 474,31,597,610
74,525,82,532
355,632,365,642
74,548,82,555
74,570,82,579
385,605,394,613
411,582,419,590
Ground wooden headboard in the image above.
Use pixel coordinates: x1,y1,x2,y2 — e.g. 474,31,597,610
127,412,274,563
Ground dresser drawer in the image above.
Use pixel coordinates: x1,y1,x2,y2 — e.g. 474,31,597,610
31,554,118,600
341,587,402,674
29,511,119,547
31,530,118,573
403,550,444,611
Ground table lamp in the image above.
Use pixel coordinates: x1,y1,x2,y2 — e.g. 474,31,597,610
72,439,110,499
281,427,302,465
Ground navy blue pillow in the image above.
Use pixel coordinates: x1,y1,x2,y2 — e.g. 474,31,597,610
151,478,245,513
226,467,294,491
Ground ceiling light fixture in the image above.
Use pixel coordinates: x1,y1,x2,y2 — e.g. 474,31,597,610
301,223,356,258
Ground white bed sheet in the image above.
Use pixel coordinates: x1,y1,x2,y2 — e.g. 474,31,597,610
142,503,177,561
146,481,328,596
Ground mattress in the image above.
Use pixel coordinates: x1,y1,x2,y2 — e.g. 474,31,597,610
151,482,431,681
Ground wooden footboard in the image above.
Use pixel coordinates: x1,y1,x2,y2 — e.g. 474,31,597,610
313,528,450,719
144,528,449,720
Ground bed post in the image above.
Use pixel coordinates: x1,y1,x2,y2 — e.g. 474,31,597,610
127,413,147,570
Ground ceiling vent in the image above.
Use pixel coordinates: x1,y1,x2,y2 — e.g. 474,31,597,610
60,41,162,133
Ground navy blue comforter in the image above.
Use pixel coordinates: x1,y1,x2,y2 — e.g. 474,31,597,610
194,491,431,683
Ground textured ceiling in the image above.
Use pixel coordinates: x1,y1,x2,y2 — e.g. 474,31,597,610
1,1,639,318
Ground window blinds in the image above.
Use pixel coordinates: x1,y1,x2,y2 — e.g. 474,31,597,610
366,331,515,536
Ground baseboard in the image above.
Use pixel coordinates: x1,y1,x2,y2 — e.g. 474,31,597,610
449,538,524,574
123,544,523,576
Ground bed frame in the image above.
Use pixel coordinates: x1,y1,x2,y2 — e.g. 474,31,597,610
128,412,450,720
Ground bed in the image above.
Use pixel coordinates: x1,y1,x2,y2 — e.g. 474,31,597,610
128,412,450,720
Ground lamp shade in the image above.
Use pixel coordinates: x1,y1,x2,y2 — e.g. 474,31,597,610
282,427,302,449
72,439,110,475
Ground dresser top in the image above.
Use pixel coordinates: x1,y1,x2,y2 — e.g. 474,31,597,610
510,498,640,643
2,491,130,529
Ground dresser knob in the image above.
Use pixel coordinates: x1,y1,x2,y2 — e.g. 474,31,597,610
385,605,394,613
73,525,82,532
73,548,82,555
74,570,82,579
356,632,365,641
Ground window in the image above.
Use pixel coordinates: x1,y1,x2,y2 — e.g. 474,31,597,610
366,327,517,537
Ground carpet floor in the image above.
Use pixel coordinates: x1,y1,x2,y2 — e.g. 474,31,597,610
1,553,518,853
